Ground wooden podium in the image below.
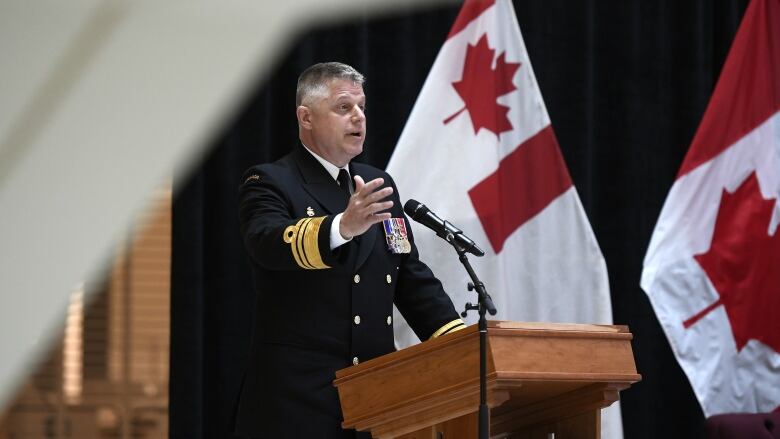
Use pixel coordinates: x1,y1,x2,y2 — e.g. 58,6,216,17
334,321,641,439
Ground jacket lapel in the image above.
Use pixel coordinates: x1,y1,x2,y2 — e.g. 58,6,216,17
293,147,378,270
293,146,348,215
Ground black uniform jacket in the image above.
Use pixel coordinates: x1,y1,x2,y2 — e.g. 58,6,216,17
234,145,464,438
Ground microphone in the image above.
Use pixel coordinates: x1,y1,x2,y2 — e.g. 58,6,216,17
403,199,485,257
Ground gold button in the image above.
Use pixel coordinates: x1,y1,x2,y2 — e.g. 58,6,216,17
386,274,392,284
354,315,361,325
353,274,361,284
352,356,359,366
386,316,392,325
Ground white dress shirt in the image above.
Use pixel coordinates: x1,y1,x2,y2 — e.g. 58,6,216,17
301,144,353,250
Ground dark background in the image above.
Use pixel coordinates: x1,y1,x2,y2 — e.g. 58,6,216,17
169,1,750,437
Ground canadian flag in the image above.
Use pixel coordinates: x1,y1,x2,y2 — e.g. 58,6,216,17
641,0,780,417
387,0,622,437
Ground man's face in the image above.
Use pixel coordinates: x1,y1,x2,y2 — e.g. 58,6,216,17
301,79,366,167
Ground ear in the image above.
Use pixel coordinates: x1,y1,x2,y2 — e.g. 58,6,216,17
296,105,313,130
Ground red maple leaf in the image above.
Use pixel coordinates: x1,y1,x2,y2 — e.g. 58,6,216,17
443,34,521,136
683,172,780,353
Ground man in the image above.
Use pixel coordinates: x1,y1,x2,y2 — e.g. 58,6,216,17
234,62,465,438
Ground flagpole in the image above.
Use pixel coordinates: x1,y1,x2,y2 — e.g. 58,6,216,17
454,237,497,439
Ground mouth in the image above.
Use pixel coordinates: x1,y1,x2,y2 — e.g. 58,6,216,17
348,131,363,139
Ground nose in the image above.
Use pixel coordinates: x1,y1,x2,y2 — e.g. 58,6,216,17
352,106,365,122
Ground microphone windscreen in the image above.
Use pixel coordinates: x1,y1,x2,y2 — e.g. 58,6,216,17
403,199,423,218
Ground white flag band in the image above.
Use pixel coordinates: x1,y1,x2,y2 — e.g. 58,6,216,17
388,0,620,437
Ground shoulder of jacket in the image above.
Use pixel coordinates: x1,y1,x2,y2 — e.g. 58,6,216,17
240,160,297,187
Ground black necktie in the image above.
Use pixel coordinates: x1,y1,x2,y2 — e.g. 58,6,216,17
337,169,352,198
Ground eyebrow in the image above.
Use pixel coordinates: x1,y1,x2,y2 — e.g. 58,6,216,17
334,97,365,107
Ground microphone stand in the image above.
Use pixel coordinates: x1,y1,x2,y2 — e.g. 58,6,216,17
441,224,497,439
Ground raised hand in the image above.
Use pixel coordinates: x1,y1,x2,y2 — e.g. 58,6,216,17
339,176,394,239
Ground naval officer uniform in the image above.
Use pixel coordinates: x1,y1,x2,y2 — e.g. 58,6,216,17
234,144,465,438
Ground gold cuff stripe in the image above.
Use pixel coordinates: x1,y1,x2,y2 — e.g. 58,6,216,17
303,216,329,269
441,323,466,336
282,216,329,270
284,219,310,269
296,218,313,268
430,319,466,339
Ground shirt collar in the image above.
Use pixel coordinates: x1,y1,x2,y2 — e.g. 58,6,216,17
301,143,348,181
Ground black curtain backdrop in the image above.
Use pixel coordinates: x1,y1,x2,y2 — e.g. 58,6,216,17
170,1,749,438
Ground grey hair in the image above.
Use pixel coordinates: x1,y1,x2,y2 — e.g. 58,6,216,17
296,62,365,106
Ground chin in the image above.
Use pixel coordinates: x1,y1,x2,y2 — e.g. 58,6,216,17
345,144,364,158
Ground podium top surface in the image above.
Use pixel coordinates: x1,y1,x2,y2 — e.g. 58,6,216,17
335,320,634,381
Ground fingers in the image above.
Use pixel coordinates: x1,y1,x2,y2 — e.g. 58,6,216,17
364,187,394,205
353,175,365,192
352,178,394,214
366,200,394,215
368,212,392,225
340,176,396,238
360,202,393,229
353,178,393,202
349,196,393,217
354,177,385,196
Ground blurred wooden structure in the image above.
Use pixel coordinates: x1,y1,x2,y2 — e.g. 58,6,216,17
0,186,171,438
